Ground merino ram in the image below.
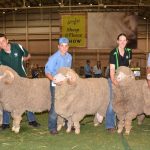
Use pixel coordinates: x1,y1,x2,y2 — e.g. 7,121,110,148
113,66,150,135
53,67,110,134
0,65,51,133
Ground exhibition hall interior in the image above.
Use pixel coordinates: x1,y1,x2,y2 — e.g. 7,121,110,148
0,0,150,78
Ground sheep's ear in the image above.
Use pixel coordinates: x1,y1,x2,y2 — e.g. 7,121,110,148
4,70,14,84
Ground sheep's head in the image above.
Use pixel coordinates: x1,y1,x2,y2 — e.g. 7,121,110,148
0,65,16,84
53,67,79,85
115,66,135,83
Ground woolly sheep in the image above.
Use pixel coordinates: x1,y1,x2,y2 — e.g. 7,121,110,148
53,67,110,134
113,66,150,135
0,65,51,133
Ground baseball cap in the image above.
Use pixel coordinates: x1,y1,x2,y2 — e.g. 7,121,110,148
59,37,69,44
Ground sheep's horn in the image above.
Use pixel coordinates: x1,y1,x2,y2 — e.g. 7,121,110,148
5,70,15,80
3,70,14,84
0,72,7,80
67,70,78,85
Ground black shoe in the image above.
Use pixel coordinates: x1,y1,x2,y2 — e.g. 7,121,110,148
107,128,116,133
50,130,58,135
1,124,10,130
29,121,40,128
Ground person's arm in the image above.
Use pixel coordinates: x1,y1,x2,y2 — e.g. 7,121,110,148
110,64,118,86
23,54,31,61
45,72,54,81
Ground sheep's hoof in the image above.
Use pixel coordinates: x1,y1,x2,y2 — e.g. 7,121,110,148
66,128,71,133
117,129,123,134
57,125,63,131
125,130,130,135
75,129,80,134
94,123,99,127
12,126,20,133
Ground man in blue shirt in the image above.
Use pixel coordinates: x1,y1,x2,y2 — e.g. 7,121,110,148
45,37,72,135
84,59,92,78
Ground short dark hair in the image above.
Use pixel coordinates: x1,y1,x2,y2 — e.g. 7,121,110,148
0,33,6,38
117,33,127,40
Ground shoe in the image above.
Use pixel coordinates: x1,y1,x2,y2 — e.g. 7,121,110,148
107,128,115,133
50,130,58,135
1,124,10,130
29,121,40,127
71,126,75,131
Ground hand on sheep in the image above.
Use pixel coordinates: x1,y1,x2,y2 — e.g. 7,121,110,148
53,73,66,84
112,79,119,86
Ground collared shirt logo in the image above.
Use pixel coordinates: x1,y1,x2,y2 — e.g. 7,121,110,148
14,53,18,57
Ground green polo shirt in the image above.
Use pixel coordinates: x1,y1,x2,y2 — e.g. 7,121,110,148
0,43,29,77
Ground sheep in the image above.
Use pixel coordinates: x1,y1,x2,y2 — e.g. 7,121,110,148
53,67,110,134
112,66,150,135
0,65,51,133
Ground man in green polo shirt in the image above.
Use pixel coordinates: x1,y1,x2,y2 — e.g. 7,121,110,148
0,33,40,129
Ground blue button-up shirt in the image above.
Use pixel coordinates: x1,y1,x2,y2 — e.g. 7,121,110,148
45,50,72,76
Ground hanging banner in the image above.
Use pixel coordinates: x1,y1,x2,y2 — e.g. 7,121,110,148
61,14,86,47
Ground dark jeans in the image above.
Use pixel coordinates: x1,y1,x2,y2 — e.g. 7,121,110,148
105,78,116,129
48,81,57,131
85,74,92,78
3,110,36,124
94,74,102,78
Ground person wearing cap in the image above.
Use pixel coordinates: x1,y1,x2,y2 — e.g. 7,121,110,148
45,37,72,135
147,53,150,88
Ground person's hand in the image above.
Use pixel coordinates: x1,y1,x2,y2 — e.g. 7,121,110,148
112,79,119,86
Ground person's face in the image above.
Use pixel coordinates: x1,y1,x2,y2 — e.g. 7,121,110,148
117,35,127,49
58,43,69,55
0,37,8,49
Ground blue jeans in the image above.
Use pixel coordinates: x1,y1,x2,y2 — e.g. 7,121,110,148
48,81,57,131
3,110,36,124
105,78,116,129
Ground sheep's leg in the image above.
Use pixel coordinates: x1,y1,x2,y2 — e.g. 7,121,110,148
66,118,73,133
117,120,125,134
94,115,99,126
94,113,103,126
12,116,22,133
74,121,80,134
137,114,145,125
116,114,125,134
125,112,136,135
72,114,84,134
57,116,65,131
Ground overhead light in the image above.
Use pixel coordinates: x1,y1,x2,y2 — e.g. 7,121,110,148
143,17,146,20
78,2,81,5
90,4,93,6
